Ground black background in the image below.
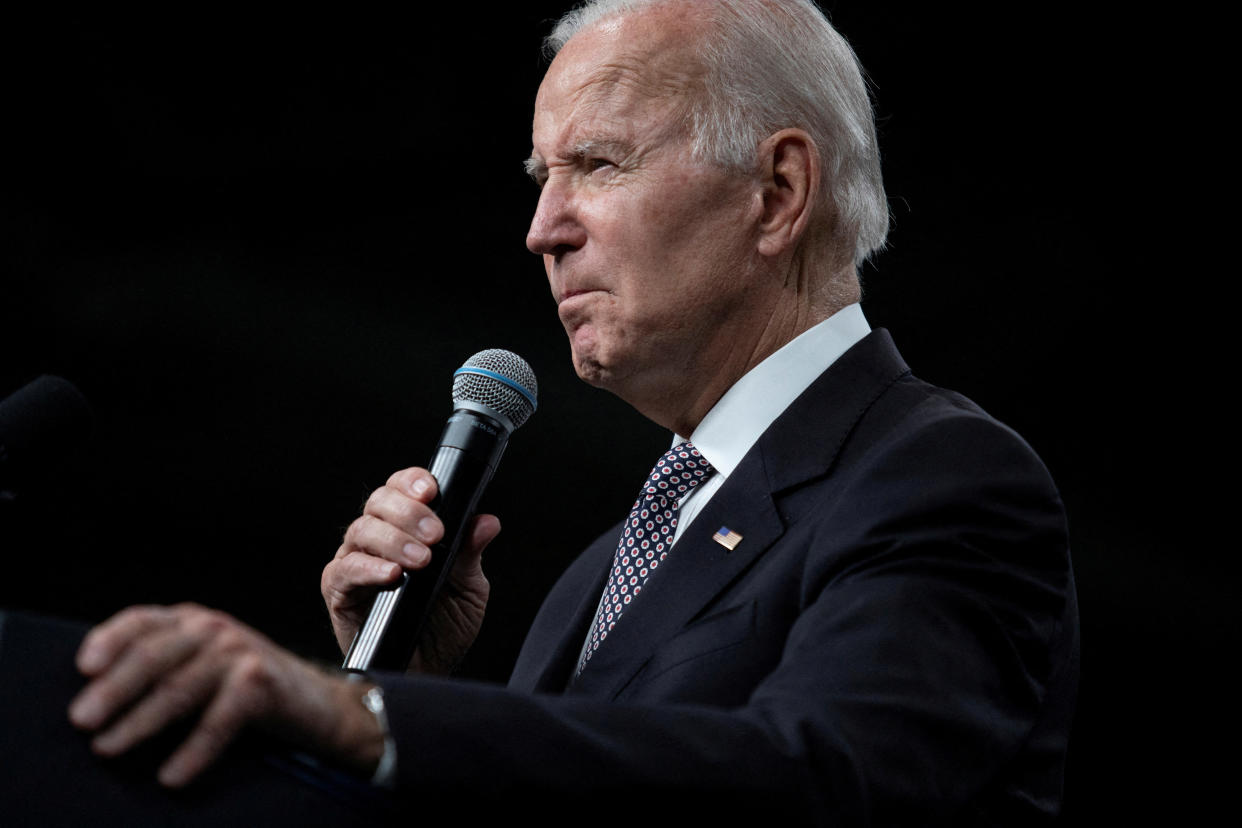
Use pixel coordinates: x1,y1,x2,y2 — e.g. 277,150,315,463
0,4,1215,823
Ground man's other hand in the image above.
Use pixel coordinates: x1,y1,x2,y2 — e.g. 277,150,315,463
68,604,385,788
322,467,501,674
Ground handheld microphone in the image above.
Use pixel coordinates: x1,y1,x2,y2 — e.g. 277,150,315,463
342,349,538,673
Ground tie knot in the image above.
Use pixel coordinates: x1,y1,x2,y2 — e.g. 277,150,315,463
642,442,715,504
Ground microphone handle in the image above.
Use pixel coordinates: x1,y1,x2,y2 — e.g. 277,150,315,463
342,409,509,673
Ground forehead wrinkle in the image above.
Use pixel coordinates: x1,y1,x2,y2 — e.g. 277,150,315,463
576,58,694,108
552,66,696,156
534,9,710,165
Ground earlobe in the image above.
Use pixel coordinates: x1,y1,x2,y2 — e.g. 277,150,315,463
756,129,819,257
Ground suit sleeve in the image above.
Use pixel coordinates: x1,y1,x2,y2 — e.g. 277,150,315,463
375,406,1077,825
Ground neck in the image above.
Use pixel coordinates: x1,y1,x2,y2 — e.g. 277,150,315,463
630,260,856,436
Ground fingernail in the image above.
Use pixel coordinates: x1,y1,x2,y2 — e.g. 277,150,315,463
158,760,187,788
93,731,121,755
77,641,105,673
69,695,100,728
417,517,438,541
402,543,426,566
411,478,430,497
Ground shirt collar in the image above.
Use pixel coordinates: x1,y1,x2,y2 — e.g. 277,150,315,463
674,303,871,478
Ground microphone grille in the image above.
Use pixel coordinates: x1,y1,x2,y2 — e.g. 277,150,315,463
452,349,538,430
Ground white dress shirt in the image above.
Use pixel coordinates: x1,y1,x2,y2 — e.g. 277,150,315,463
670,302,871,542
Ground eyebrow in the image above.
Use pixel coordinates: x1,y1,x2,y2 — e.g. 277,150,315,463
524,139,631,183
523,155,545,182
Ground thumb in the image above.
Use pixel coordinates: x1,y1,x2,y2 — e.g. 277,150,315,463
459,514,501,566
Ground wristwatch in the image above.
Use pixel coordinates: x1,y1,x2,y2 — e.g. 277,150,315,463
360,685,397,788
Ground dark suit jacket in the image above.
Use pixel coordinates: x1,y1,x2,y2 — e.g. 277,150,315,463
380,330,1078,825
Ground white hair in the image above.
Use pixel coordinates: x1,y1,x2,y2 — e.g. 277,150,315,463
546,0,888,269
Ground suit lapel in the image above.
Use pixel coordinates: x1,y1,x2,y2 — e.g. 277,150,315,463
567,451,786,700
757,328,910,495
522,329,911,700
507,527,618,693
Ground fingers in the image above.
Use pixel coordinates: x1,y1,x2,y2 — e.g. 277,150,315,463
324,467,503,664
68,603,375,789
69,604,298,788
337,470,445,571
367,481,443,548
70,604,206,731
70,605,229,733
385,466,438,502
320,550,404,626
323,469,441,654
326,550,403,595
88,641,218,756
157,652,271,787
76,604,178,676
69,622,203,732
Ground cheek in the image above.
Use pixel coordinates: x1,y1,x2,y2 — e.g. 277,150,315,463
644,181,753,269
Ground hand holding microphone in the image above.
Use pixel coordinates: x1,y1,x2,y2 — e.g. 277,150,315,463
323,469,498,674
323,350,537,674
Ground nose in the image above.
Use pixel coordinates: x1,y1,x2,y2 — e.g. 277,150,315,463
526,178,586,258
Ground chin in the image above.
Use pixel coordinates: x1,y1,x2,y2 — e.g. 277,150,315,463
566,326,611,388
571,352,610,388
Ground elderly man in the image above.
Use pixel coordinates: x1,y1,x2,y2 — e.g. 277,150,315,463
30,0,1076,824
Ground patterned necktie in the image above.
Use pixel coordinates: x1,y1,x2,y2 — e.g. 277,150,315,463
577,442,716,675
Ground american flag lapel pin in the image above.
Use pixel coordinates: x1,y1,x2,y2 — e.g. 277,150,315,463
712,525,743,551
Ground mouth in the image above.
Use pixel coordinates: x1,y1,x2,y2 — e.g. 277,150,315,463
557,287,602,305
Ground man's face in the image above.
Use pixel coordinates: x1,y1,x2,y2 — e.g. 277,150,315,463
525,10,763,410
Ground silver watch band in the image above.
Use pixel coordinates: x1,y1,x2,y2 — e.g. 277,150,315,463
360,685,398,788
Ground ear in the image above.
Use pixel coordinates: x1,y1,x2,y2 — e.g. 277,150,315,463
755,129,820,257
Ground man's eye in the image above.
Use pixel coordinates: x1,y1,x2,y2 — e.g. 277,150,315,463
588,157,614,172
